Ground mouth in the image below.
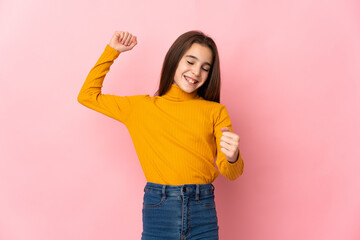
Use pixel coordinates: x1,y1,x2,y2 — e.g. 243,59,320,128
184,75,199,85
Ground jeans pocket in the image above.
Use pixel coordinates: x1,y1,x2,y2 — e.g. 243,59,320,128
195,193,216,208
143,189,166,209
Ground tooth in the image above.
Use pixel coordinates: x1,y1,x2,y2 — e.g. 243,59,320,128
185,76,197,84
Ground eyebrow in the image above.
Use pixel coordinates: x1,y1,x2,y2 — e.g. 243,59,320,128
185,55,212,67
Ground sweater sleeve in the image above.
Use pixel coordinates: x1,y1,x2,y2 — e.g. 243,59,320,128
214,104,244,181
77,45,133,124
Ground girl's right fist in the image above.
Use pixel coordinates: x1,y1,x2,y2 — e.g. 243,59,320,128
109,31,137,53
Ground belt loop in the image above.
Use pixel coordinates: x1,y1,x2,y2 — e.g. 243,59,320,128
195,184,200,200
162,185,166,200
211,183,215,193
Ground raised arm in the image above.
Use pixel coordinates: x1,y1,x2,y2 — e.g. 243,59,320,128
77,31,137,124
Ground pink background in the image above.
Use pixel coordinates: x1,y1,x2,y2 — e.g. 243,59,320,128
1,0,359,239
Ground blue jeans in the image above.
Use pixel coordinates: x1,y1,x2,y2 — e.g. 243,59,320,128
141,182,219,240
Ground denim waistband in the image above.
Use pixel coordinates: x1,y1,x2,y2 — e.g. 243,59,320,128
144,182,215,200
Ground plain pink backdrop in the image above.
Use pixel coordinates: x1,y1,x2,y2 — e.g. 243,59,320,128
1,0,359,239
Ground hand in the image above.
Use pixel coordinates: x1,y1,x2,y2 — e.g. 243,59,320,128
220,127,240,163
109,31,137,53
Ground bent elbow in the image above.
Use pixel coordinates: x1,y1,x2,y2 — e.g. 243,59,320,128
227,161,245,181
77,93,85,104
228,174,241,181
77,92,90,106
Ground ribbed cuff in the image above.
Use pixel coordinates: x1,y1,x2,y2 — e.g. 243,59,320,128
228,149,240,164
105,44,121,58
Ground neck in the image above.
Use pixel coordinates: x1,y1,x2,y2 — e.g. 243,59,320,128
162,84,199,102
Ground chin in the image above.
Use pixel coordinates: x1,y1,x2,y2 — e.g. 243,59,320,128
182,83,200,93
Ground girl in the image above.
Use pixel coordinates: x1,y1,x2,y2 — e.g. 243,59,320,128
78,30,244,240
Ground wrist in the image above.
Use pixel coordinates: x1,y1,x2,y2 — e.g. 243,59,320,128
228,151,240,164
107,44,121,53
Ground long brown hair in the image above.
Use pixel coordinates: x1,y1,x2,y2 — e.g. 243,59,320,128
154,31,221,103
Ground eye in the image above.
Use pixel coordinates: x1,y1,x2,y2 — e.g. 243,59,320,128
202,67,210,72
187,61,194,65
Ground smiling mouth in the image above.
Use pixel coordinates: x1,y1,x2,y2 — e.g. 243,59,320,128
184,76,199,84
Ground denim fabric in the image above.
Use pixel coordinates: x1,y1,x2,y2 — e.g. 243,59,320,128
141,182,219,240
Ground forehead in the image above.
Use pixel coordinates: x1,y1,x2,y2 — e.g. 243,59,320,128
183,43,213,64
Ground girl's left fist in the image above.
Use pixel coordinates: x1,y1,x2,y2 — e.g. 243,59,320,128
220,127,240,163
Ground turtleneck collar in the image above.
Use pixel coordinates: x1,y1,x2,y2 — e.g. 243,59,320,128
162,84,200,102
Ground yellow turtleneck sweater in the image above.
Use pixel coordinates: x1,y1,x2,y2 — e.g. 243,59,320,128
78,44,244,185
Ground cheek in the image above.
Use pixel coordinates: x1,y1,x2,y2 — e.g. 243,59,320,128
202,72,210,81
175,65,185,77
178,61,189,70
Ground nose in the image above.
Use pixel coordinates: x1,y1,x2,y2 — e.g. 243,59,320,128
192,66,201,77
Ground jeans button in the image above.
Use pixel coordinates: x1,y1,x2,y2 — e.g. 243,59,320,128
182,186,186,193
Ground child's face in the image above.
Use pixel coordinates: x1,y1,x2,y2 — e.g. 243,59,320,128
173,43,213,93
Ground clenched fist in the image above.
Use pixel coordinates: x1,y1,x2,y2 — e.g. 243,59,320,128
220,127,240,163
109,31,137,53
